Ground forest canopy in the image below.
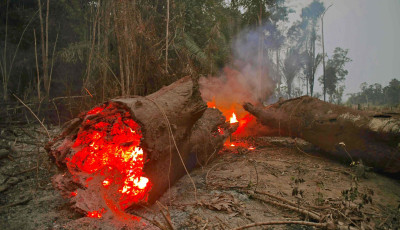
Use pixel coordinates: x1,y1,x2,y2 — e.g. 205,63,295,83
0,0,395,123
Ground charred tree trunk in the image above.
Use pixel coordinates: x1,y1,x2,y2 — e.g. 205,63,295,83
46,76,235,215
244,96,400,173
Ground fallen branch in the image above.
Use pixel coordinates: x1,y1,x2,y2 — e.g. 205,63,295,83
254,190,319,217
205,162,223,189
332,207,361,230
249,193,321,221
157,201,175,230
231,220,328,230
128,210,162,230
0,197,32,210
13,166,38,176
0,135,45,145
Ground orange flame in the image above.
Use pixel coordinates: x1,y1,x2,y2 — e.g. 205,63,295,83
207,97,216,109
205,97,261,149
230,112,238,123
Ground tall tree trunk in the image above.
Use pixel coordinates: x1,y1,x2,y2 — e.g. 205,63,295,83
305,38,309,96
117,43,125,96
125,52,131,96
34,29,40,100
102,1,110,101
165,0,170,74
38,0,49,98
85,1,100,88
276,49,280,95
287,79,292,98
310,29,316,97
321,18,326,101
114,4,125,96
45,0,49,95
257,2,263,101
2,0,9,101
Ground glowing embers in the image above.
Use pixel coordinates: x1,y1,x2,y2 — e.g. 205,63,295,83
66,103,151,216
224,139,256,151
87,208,106,218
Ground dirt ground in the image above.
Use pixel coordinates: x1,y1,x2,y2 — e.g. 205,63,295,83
1,126,399,230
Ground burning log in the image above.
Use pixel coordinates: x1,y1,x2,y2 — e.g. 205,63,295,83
46,76,235,217
244,96,400,173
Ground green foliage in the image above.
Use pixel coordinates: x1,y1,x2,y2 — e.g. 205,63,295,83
171,0,235,75
238,0,274,26
0,0,296,102
342,185,374,210
342,187,359,202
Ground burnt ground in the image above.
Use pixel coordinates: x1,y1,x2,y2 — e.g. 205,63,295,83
0,126,400,230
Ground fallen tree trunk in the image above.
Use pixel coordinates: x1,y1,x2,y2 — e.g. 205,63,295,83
46,76,235,216
244,96,400,173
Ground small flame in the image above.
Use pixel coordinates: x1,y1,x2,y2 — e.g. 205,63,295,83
230,113,238,123
230,143,235,147
248,147,255,150
69,191,77,197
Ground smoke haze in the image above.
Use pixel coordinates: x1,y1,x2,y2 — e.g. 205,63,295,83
200,26,276,119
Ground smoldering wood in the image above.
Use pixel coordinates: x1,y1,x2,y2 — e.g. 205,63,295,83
46,76,235,212
243,96,400,173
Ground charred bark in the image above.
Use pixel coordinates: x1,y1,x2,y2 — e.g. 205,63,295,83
244,96,400,173
46,76,235,214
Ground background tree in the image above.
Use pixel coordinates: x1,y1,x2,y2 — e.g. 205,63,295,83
265,0,291,97
300,0,325,97
319,47,351,103
384,79,400,106
282,48,302,98
347,79,400,107
287,0,325,97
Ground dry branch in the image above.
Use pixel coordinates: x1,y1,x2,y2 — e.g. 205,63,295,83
231,220,329,230
250,193,321,221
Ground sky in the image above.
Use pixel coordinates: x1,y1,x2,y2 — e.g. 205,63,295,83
286,0,400,97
